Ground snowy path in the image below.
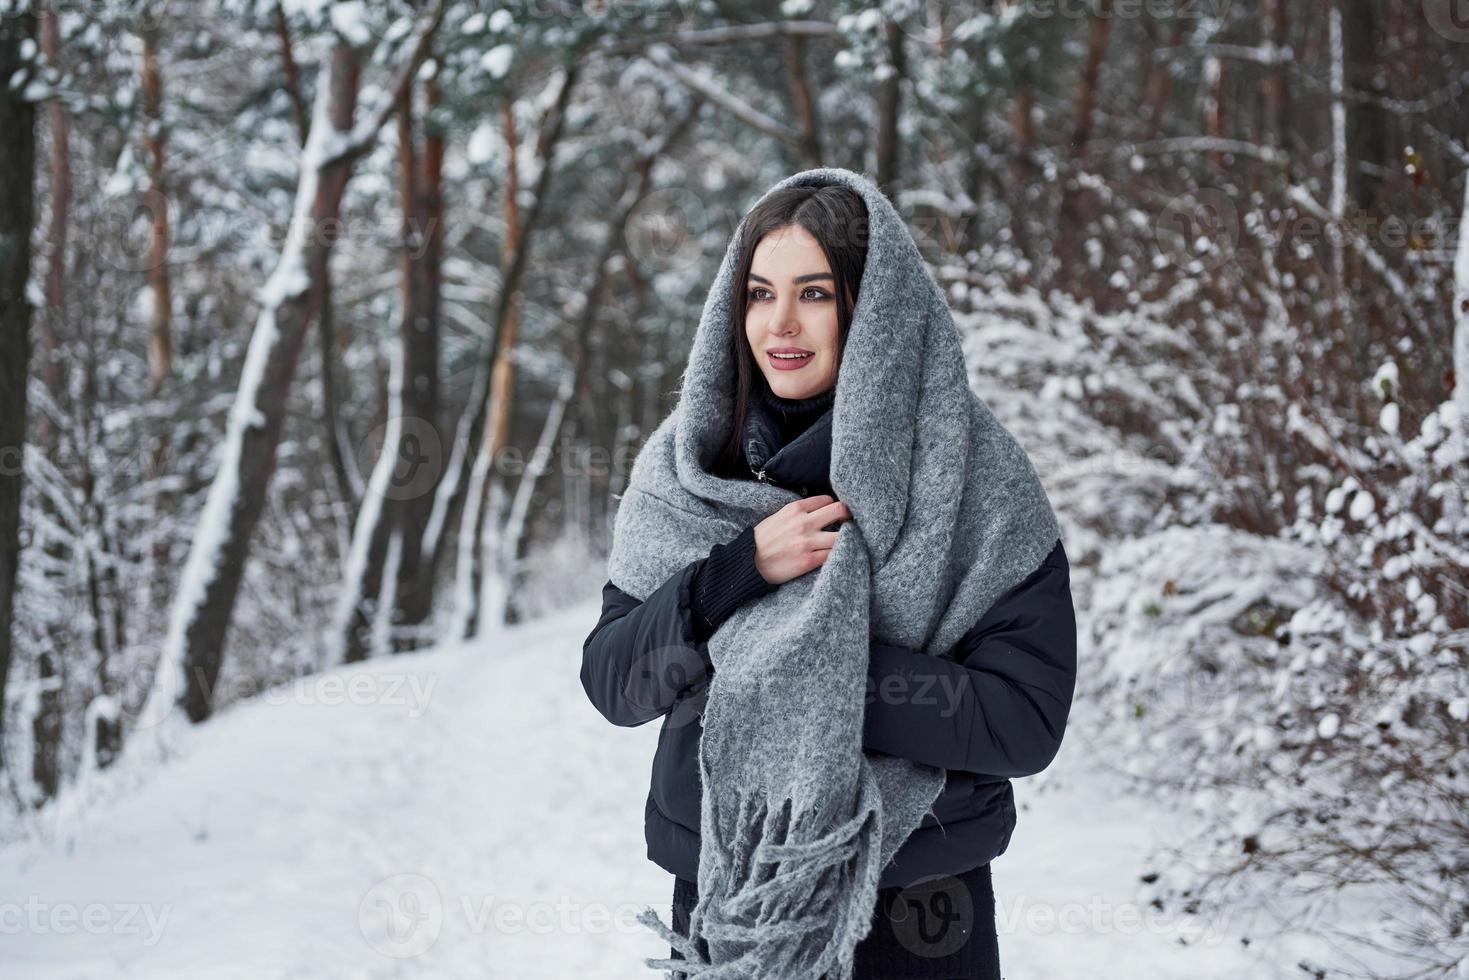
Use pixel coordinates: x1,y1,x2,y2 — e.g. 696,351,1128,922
2,600,1335,979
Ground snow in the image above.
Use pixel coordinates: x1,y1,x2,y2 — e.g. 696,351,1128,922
1317,712,1340,739
132,286,155,323
1454,163,1469,451
1407,632,1437,657
1372,359,1399,398
466,121,499,165
480,44,514,80
281,0,331,17
0,601,1393,979
1348,488,1375,522
1380,401,1399,434
330,0,372,46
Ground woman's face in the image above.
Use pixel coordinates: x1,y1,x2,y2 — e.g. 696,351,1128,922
744,223,841,400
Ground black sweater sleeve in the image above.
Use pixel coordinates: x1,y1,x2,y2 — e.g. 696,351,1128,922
688,523,777,643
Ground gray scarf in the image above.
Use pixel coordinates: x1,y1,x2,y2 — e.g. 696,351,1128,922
609,167,1061,979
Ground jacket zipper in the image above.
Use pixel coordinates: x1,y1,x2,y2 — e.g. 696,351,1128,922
753,465,783,489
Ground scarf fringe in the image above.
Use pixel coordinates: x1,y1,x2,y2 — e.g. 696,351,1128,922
639,779,884,980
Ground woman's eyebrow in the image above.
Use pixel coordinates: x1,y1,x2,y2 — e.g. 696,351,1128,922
748,272,835,285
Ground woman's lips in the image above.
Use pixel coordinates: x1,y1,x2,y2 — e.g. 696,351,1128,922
767,350,814,370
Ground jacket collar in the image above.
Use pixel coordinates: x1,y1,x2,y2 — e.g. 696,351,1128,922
742,389,835,497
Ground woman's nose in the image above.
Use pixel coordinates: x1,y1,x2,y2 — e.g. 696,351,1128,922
768,303,800,335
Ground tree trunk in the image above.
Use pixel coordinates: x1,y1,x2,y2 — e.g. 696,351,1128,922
493,373,574,629
31,650,60,802
1203,54,1225,170
1141,17,1183,142
317,266,356,513
459,95,525,640
422,61,581,615
0,8,38,773
1053,0,1116,286
332,345,397,664
461,99,702,637
1261,0,1289,150
874,18,905,197
1339,0,1390,214
1453,163,1469,458
785,34,823,168
1071,0,1113,159
390,69,444,652
142,28,436,722
143,1,446,715
38,5,67,450
276,9,356,517
1011,87,1035,180
273,0,310,145
140,27,173,398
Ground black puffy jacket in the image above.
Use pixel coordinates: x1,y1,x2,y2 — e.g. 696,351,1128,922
580,391,1077,889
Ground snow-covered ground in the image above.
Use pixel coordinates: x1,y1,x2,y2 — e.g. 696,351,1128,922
0,598,1362,979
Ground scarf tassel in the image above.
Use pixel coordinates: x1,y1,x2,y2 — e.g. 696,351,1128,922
639,776,885,980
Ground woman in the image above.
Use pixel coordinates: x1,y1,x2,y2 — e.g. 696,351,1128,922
581,173,1076,979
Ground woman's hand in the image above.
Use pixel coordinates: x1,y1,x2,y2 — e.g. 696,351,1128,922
753,494,851,586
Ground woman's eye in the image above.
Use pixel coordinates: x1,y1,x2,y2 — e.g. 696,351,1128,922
747,287,829,301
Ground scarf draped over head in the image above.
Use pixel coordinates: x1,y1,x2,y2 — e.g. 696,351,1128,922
608,166,1061,979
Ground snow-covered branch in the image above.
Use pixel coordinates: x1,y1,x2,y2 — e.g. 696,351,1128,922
643,43,804,150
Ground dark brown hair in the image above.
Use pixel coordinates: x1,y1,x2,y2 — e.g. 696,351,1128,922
711,183,870,477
